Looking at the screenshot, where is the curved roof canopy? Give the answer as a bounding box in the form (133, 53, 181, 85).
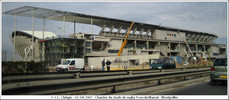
(4, 6, 217, 37)
(12, 31, 57, 39)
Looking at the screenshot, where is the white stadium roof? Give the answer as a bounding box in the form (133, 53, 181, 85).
(20, 31, 57, 39)
(3, 6, 217, 37)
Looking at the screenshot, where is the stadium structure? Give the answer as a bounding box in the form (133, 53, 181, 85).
(4, 6, 226, 66)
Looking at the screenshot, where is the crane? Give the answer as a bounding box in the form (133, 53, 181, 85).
(117, 22, 135, 56)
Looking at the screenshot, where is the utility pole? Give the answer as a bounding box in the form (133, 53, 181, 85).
(32, 9, 35, 61)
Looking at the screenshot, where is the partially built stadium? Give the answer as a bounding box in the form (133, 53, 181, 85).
(4, 6, 226, 70)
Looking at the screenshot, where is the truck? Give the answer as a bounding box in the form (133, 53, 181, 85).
(56, 58, 85, 72)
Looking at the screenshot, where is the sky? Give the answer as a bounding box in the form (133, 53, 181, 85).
(1, 2, 228, 61)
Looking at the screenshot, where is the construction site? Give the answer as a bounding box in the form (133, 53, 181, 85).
(4, 6, 226, 71)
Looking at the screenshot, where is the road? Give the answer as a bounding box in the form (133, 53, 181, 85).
(152, 80, 227, 95)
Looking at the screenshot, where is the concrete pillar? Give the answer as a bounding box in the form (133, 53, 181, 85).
(145, 29, 151, 38)
(109, 25, 114, 35)
(74, 21, 76, 34)
(168, 42, 171, 56)
(32, 9, 35, 61)
(42, 19, 45, 61)
(99, 25, 106, 35)
(158, 42, 161, 51)
(139, 28, 144, 38)
(132, 28, 137, 38)
(117, 26, 122, 37)
(178, 43, 181, 52)
(63, 15, 66, 38)
(151, 29, 156, 39)
(203, 45, 206, 52)
(196, 44, 198, 52)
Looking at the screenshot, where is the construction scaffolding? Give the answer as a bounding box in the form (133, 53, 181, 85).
(43, 38, 85, 65)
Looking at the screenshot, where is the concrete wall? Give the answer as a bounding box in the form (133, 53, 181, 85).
(108, 39, 122, 49)
(141, 51, 148, 55)
(88, 53, 160, 71)
(211, 46, 219, 53)
(122, 49, 128, 55)
(153, 29, 186, 41)
(160, 42, 169, 56)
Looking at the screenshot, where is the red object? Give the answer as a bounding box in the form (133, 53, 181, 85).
(69, 67, 75, 69)
(211, 67, 215, 71)
(39, 40, 47, 42)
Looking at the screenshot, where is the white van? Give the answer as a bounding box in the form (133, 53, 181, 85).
(56, 58, 84, 72)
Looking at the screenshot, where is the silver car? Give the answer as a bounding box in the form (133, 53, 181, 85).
(210, 57, 227, 85)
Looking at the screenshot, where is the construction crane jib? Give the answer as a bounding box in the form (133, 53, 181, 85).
(117, 22, 135, 56)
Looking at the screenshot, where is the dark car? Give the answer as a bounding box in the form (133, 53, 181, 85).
(210, 57, 227, 85)
(149, 58, 176, 69)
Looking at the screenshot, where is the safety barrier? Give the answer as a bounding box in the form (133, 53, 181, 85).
(2, 67, 210, 95)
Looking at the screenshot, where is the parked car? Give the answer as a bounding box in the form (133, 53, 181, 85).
(56, 58, 85, 72)
(149, 58, 176, 69)
(210, 57, 227, 85)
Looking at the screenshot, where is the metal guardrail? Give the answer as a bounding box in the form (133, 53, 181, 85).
(2, 67, 208, 82)
(2, 67, 210, 95)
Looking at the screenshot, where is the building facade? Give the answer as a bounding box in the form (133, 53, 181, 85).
(5, 6, 226, 65)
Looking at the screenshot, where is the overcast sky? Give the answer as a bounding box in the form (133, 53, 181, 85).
(1, 2, 227, 61)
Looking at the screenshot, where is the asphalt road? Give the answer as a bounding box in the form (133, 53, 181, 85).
(152, 80, 227, 95)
